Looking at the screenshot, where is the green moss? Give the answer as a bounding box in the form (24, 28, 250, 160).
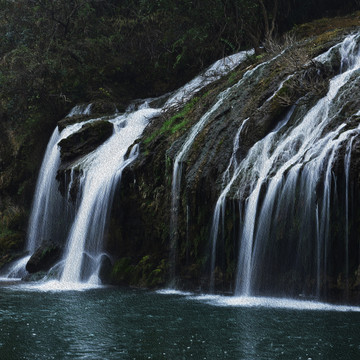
(147, 259, 167, 287)
(171, 119, 188, 133)
(110, 255, 167, 288)
(144, 96, 200, 144)
(110, 257, 135, 284)
(0, 231, 24, 254)
(227, 72, 237, 86)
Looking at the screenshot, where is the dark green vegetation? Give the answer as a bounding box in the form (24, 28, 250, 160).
(1, 0, 358, 121)
(0, 0, 360, 297)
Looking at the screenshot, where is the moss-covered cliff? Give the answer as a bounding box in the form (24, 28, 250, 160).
(107, 14, 360, 303)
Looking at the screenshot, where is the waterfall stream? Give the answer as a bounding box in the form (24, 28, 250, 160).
(207, 32, 360, 297)
(169, 50, 282, 284)
(209, 119, 249, 291)
(60, 108, 159, 286)
(3, 122, 85, 279)
(164, 49, 253, 284)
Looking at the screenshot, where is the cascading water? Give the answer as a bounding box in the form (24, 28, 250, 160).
(60, 107, 159, 285)
(3, 120, 85, 279)
(208, 32, 360, 299)
(168, 50, 277, 285)
(209, 119, 249, 291)
(169, 46, 289, 287)
(3, 29, 358, 302)
(27, 121, 88, 253)
(6, 50, 253, 288)
(169, 86, 234, 283)
(344, 137, 355, 289)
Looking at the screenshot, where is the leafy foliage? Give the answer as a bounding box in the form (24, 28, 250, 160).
(0, 0, 358, 125)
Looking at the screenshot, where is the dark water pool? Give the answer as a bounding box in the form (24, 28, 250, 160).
(0, 285, 360, 359)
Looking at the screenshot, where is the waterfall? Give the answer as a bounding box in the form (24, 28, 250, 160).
(166, 50, 254, 284)
(3, 102, 159, 288)
(344, 137, 355, 290)
(3, 121, 85, 279)
(169, 50, 278, 284)
(209, 119, 249, 291)
(2, 129, 62, 278)
(60, 108, 158, 285)
(3, 30, 359, 298)
(169, 85, 233, 282)
(220, 32, 360, 297)
(26, 122, 86, 253)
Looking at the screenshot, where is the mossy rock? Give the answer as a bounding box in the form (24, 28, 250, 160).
(293, 13, 360, 40)
(110, 256, 167, 288)
(25, 241, 62, 273)
(110, 257, 135, 285)
(0, 232, 25, 254)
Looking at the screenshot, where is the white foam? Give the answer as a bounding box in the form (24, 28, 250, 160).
(156, 288, 193, 296)
(10, 280, 104, 292)
(189, 295, 360, 312)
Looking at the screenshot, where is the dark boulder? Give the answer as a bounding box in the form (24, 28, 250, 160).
(26, 241, 62, 273)
(99, 254, 113, 284)
(58, 120, 114, 163)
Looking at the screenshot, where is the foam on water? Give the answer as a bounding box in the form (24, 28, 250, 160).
(155, 288, 193, 296)
(189, 295, 360, 312)
(8, 280, 104, 292)
(154, 288, 360, 312)
(1, 255, 31, 279)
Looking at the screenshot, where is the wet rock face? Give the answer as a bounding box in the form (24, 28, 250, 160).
(90, 100, 119, 115)
(26, 241, 62, 273)
(58, 120, 114, 163)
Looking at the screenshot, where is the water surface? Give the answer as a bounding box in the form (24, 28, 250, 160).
(0, 285, 359, 359)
